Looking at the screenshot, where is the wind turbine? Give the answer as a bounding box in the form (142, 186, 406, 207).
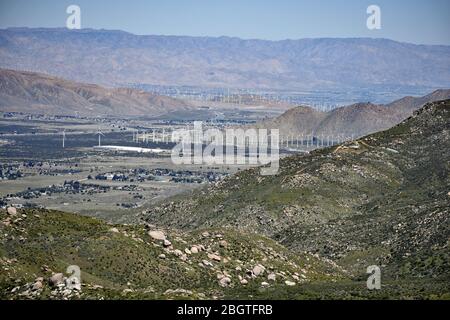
(162, 128, 166, 144)
(96, 129, 105, 147)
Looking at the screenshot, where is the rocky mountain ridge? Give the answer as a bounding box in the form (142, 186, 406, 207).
(254, 89, 450, 137)
(0, 68, 192, 117)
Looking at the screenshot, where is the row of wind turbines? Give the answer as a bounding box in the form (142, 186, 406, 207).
(60, 128, 355, 150)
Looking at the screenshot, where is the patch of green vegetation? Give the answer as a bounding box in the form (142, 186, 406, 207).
(0, 208, 345, 300)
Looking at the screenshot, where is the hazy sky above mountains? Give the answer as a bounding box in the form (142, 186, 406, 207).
(0, 0, 449, 45)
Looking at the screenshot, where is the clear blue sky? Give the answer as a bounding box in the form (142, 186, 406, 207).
(0, 0, 449, 45)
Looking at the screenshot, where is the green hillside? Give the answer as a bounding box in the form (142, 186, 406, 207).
(144, 100, 450, 294)
(0, 208, 344, 300)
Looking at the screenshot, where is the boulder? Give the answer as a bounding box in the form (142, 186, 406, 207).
(32, 281, 43, 291)
(219, 277, 231, 287)
(48, 273, 65, 287)
(190, 246, 199, 254)
(148, 230, 166, 241)
(173, 249, 183, 257)
(202, 259, 213, 267)
(207, 253, 221, 262)
(285, 280, 296, 286)
(267, 273, 276, 281)
(7, 207, 17, 216)
(252, 265, 265, 277)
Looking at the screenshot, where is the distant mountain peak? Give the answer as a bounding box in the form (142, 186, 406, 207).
(255, 89, 450, 137)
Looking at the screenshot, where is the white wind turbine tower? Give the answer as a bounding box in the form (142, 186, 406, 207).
(96, 129, 105, 147)
(62, 130, 66, 148)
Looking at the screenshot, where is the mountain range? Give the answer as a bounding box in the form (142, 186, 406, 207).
(1, 28, 450, 91)
(0, 69, 191, 117)
(254, 89, 450, 137)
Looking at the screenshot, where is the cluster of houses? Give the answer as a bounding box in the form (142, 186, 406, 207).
(1, 180, 111, 202)
(90, 167, 228, 184)
(0, 164, 23, 180)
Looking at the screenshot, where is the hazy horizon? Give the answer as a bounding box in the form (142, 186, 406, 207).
(1, 0, 450, 45)
(3, 26, 450, 47)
